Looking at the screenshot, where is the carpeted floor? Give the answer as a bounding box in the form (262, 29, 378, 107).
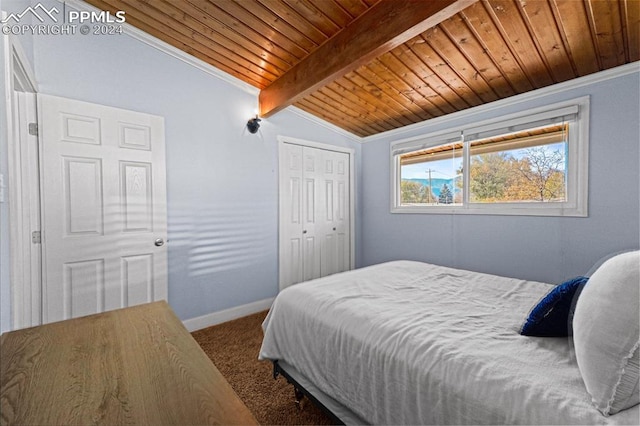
(191, 311, 334, 425)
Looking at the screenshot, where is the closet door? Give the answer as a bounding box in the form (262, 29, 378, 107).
(301, 146, 322, 281)
(319, 149, 350, 276)
(279, 141, 352, 291)
(279, 144, 322, 287)
(334, 150, 350, 274)
(278, 143, 304, 288)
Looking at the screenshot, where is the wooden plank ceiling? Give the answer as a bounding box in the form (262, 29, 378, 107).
(85, 0, 639, 137)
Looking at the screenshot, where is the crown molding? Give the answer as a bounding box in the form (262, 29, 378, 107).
(362, 62, 639, 143)
(62, 0, 259, 96)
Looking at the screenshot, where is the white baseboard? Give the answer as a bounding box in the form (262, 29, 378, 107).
(183, 297, 275, 332)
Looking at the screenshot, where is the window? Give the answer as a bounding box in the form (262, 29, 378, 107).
(399, 137, 462, 206)
(391, 97, 589, 216)
(468, 123, 568, 204)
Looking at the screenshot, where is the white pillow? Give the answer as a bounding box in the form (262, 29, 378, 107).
(573, 250, 640, 415)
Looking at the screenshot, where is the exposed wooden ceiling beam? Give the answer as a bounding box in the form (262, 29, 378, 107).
(258, 0, 477, 118)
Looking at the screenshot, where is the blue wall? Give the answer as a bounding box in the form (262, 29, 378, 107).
(22, 1, 360, 323)
(360, 69, 640, 284)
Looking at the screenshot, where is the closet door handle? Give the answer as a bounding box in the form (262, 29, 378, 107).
(302, 230, 307, 234)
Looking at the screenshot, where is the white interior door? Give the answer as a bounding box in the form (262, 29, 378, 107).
(301, 146, 322, 281)
(319, 149, 350, 277)
(279, 143, 303, 288)
(39, 94, 168, 323)
(279, 143, 323, 288)
(279, 140, 352, 291)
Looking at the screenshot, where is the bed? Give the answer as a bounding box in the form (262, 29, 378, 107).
(259, 259, 640, 425)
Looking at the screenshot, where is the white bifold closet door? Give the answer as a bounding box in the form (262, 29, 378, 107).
(279, 142, 350, 290)
(39, 94, 168, 324)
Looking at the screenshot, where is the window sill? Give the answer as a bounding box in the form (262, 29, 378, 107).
(391, 203, 587, 217)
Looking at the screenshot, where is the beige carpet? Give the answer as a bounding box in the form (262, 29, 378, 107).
(191, 311, 334, 425)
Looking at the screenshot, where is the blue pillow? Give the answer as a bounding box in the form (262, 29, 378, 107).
(520, 276, 589, 337)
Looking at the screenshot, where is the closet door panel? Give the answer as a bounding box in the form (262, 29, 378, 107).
(278, 144, 303, 288)
(320, 150, 350, 276)
(302, 147, 321, 281)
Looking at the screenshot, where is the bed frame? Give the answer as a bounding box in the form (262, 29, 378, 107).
(272, 360, 367, 425)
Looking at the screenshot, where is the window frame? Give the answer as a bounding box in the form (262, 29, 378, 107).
(390, 97, 590, 217)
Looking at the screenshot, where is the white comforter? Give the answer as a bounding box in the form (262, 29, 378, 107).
(259, 261, 640, 425)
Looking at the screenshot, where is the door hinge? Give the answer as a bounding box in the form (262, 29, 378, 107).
(32, 231, 41, 244)
(28, 122, 38, 136)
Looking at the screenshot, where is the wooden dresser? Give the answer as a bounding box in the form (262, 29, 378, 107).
(0, 301, 257, 425)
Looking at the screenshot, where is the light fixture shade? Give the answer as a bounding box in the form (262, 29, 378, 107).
(247, 116, 261, 134)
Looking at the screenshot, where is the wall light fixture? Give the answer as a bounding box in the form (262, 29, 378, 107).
(247, 115, 261, 134)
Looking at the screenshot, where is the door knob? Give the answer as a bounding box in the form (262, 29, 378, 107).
(333, 227, 336, 231)
(155, 238, 165, 247)
(302, 230, 307, 234)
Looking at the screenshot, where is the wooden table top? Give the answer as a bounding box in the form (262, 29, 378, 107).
(0, 301, 257, 425)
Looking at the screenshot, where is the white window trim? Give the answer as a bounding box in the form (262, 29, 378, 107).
(390, 96, 590, 217)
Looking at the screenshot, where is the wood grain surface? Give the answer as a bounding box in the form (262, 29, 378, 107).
(79, 0, 639, 137)
(0, 301, 257, 425)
